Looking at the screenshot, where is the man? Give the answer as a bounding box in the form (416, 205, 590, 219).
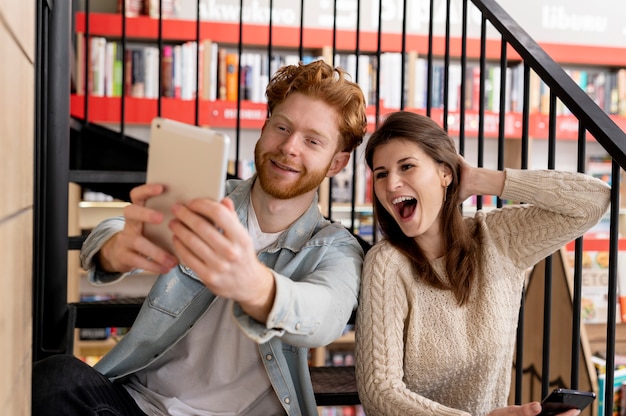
(32, 59, 368, 416)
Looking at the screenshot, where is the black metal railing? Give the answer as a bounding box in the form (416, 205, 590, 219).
(33, 0, 71, 359)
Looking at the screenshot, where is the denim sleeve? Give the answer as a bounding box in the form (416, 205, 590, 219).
(232, 228, 363, 347)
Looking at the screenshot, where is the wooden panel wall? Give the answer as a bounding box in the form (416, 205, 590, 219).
(0, 1, 35, 415)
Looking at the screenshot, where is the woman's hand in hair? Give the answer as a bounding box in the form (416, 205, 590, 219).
(456, 155, 505, 203)
(456, 156, 474, 203)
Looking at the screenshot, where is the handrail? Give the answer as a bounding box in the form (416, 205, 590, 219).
(471, 2, 624, 413)
(473, 0, 626, 167)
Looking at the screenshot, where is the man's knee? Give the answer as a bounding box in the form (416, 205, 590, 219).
(34, 354, 86, 378)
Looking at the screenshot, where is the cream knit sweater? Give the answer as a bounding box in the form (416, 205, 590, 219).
(355, 169, 611, 416)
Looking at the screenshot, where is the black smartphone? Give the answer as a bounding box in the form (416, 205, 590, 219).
(539, 388, 596, 415)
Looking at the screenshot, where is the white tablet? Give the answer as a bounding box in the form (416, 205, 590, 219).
(144, 117, 230, 255)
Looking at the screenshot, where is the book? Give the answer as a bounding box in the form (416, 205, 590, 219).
(143, 45, 160, 99)
(200, 39, 216, 100)
(161, 45, 174, 97)
(143, 0, 178, 18)
(616, 383, 626, 416)
(196, 41, 204, 101)
(74, 32, 85, 95)
(105, 41, 116, 97)
(448, 62, 462, 111)
(104, 42, 123, 97)
(508, 64, 524, 113)
(563, 244, 621, 325)
(240, 52, 252, 101)
(413, 55, 428, 109)
(173, 44, 182, 98)
(248, 52, 263, 103)
(354, 160, 367, 206)
(598, 367, 626, 416)
(382, 52, 402, 109)
(118, 0, 143, 17)
(471, 64, 481, 111)
(487, 65, 501, 112)
(431, 63, 444, 109)
(617, 68, 626, 117)
(258, 54, 270, 104)
(113, 43, 123, 97)
(180, 41, 198, 100)
(607, 70, 619, 115)
(209, 42, 219, 101)
(528, 70, 542, 113)
(618, 252, 626, 324)
(89, 37, 107, 97)
(217, 47, 227, 100)
(124, 48, 134, 97)
(130, 47, 145, 98)
(225, 52, 239, 102)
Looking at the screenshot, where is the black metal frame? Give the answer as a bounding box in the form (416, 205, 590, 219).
(33, 0, 71, 361)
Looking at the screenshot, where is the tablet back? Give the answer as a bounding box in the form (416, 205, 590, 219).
(144, 117, 230, 255)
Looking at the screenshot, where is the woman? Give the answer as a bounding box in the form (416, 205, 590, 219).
(355, 111, 610, 416)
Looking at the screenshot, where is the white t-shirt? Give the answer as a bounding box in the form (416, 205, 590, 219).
(124, 200, 285, 415)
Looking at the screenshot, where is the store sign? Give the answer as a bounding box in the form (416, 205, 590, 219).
(501, 1, 625, 47)
(185, 0, 626, 48)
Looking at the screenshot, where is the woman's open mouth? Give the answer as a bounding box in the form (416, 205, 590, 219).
(392, 196, 417, 219)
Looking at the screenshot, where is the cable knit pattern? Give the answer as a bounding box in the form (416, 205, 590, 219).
(355, 169, 610, 416)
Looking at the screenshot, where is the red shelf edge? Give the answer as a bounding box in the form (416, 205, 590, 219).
(70, 94, 626, 139)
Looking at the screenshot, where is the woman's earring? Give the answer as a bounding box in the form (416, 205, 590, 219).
(444, 183, 448, 202)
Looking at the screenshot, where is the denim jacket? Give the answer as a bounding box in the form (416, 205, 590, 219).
(79, 176, 363, 416)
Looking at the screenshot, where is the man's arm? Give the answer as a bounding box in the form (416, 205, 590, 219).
(169, 197, 362, 347)
(234, 233, 362, 347)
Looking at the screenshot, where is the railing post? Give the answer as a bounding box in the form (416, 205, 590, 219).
(33, 0, 72, 360)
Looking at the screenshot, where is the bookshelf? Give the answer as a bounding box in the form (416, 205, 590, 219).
(73, 11, 626, 66)
(71, 12, 626, 139)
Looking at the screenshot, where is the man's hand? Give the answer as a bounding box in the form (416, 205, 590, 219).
(169, 197, 276, 323)
(98, 183, 178, 275)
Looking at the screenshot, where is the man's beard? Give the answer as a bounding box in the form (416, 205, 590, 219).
(254, 147, 330, 200)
